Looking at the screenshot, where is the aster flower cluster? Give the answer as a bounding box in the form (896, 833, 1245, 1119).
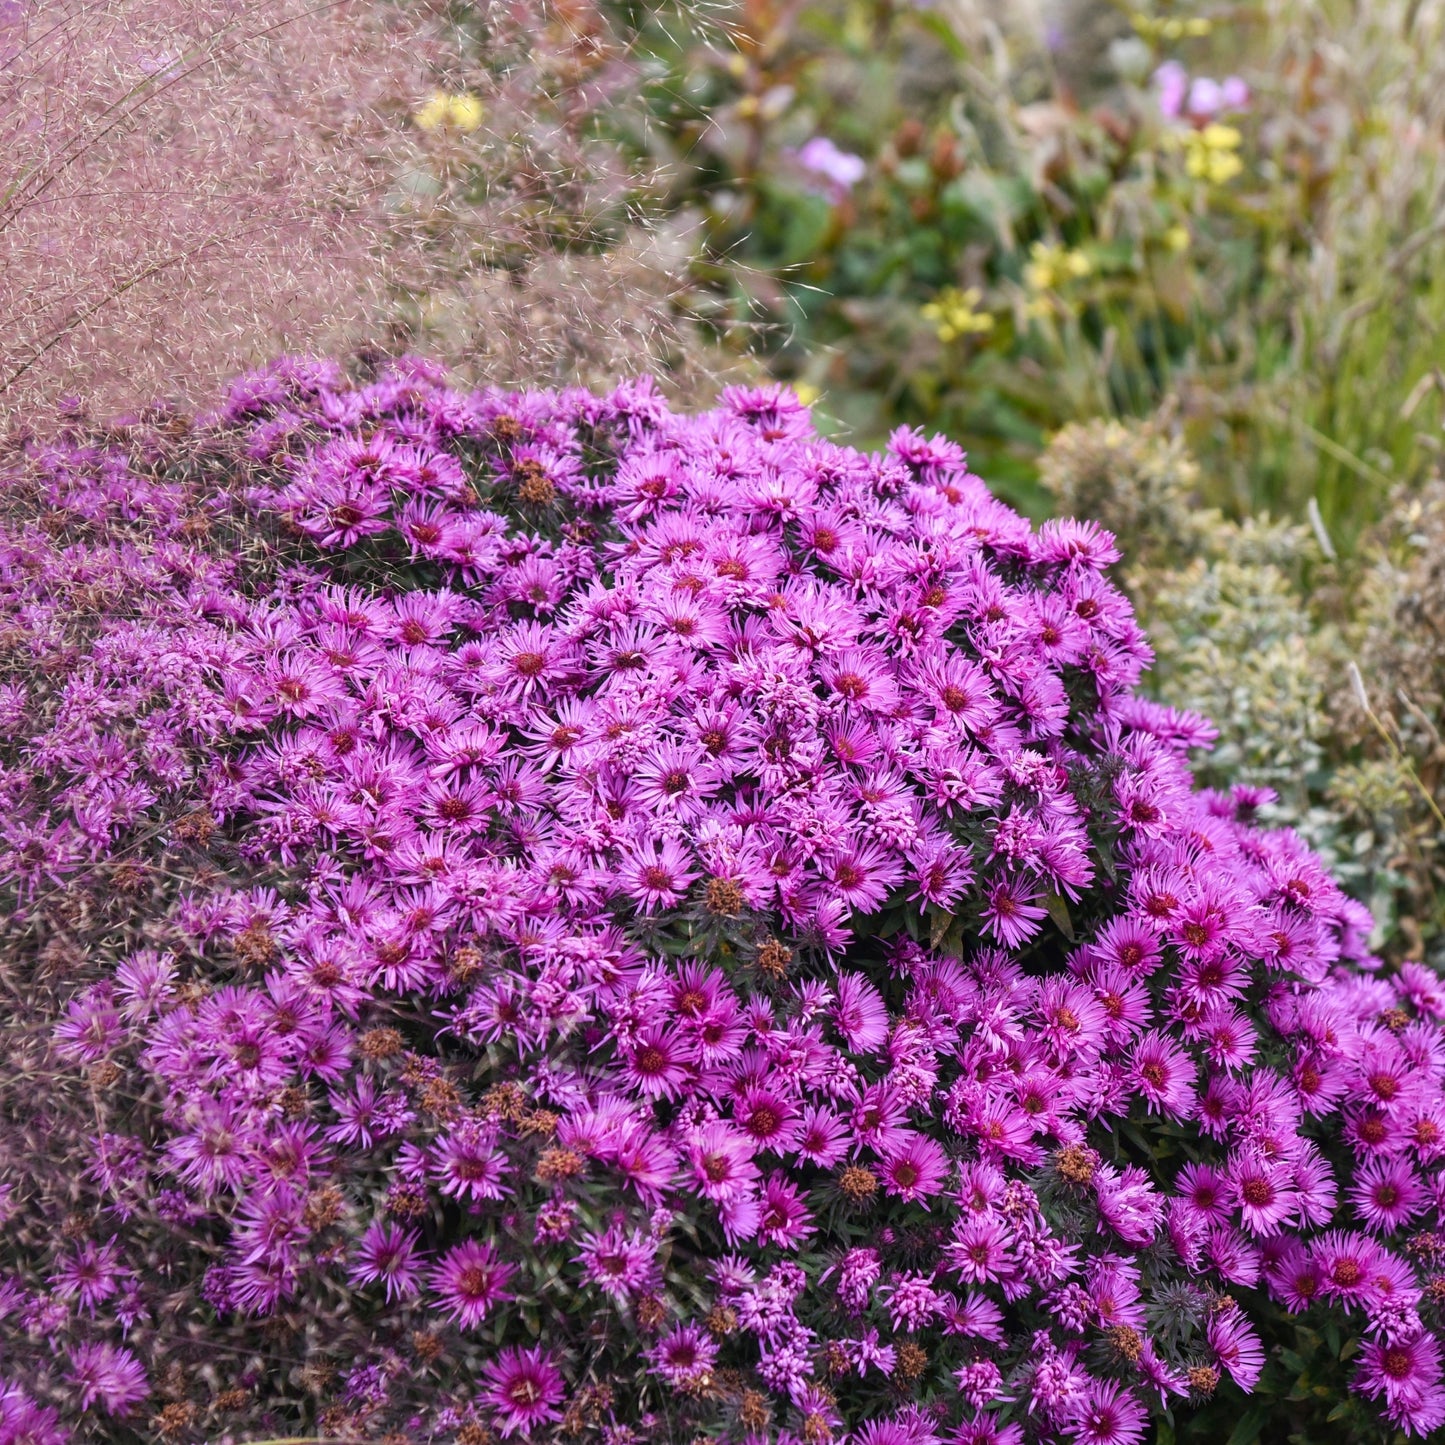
(2, 356, 1445, 1445)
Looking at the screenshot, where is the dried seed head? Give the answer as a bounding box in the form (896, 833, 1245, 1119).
(302, 1185, 344, 1230)
(738, 1391, 772, 1431)
(757, 938, 792, 978)
(232, 921, 278, 969)
(385, 1181, 430, 1219)
(1187, 1365, 1220, 1395)
(153, 1402, 198, 1436)
(418, 1077, 463, 1121)
(515, 459, 556, 507)
(449, 945, 484, 984)
(1106, 1325, 1143, 1363)
(1055, 1145, 1097, 1187)
(893, 1342, 927, 1384)
(359, 1026, 404, 1060)
(522, 1108, 560, 1137)
(705, 877, 745, 916)
(838, 1165, 878, 1203)
(411, 1331, 443, 1363)
(481, 1082, 527, 1123)
(174, 809, 217, 845)
(535, 1147, 584, 1183)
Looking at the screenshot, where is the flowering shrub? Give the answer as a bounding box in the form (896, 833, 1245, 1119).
(2, 357, 1445, 1445)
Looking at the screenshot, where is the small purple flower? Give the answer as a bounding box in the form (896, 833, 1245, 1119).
(427, 1238, 514, 1329)
(349, 1221, 425, 1302)
(480, 1345, 565, 1438)
(791, 136, 867, 201)
(67, 1341, 149, 1416)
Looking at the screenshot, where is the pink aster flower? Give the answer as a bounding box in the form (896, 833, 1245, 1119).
(1131, 1030, 1197, 1119)
(1350, 1155, 1426, 1234)
(648, 1322, 718, 1388)
(685, 1122, 761, 1203)
(1355, 1334, 1445, 1436)
(480, 1345, 565, 1438)
(620, 837, 699, 914)
(1065, 1378, 1147, 1445)
(880, 1135, 950, 1203)
(1207, 1305, 1265, 1391)
(67, 1341, 149, 1417)
(428, 1238, 515, 1329)
(1227, 1152, 1296, 1237)
(575, 1224, 658, 1304)
(349, 1220, 424, 1302)
(755, 1172, 813, 1250)
(947, 1216, 1015, 1285)
(980, 875, 1047, 948)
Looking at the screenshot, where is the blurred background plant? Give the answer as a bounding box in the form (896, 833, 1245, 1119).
(599, 0, 1445, 543)
(382, 0, 742, 393)
(0, 0, 736, 429)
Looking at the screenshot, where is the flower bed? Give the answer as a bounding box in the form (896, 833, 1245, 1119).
(1, 357, 1442, 1443)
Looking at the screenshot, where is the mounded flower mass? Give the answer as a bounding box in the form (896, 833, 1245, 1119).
(2, 356, 1444, 1444)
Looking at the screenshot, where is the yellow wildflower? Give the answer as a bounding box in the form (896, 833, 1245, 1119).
(1023, 242, 1092, 292)
(1131, 14, 1212, 40)
(1182, 123, 1243, 184)
(793, 382, 821, 406)
(414, 91, 485, 134)
(1163, 223, 1191, 252)
(921, 287, 995, 343)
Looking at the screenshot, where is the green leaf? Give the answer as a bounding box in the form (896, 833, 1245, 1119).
(1226, 1407, 1269, 1445)
(929, 909, 955, 950)
(1043, 890, 1075, 940)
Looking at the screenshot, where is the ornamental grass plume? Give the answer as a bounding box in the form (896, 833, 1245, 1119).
(1, 357, 1444, 1443)
(0, 0, 433, 427)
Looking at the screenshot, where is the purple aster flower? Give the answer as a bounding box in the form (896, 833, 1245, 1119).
(480, 1345, 565, 1438)
(67, 1341, 148, 1416)
(428, 1238, 514, 1329)
(349, 1220, 425, 1302)
(648, 1322, 718, 1388)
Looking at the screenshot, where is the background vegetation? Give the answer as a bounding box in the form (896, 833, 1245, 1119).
(4, 0, 1445, 1440)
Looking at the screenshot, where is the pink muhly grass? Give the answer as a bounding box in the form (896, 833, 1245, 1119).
(0, 0, 433, 425)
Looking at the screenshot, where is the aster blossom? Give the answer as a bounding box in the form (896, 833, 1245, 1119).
(0, 357, 1441, 1443)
